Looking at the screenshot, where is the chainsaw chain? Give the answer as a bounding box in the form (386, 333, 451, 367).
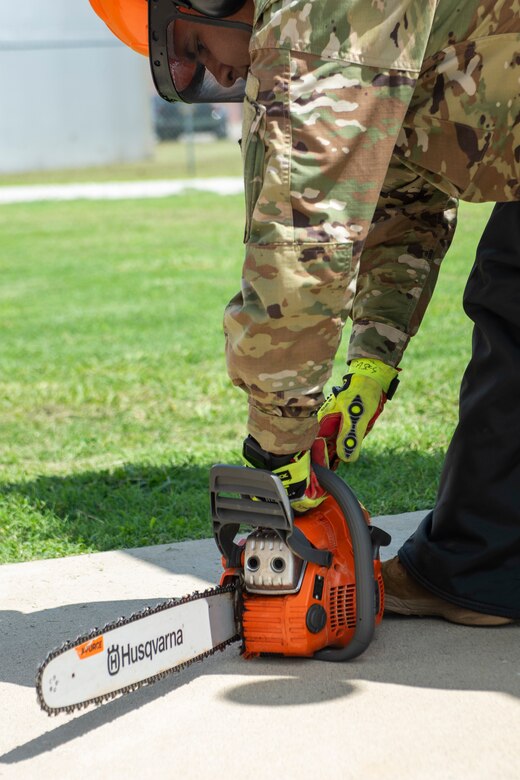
(36, 582, 240, 717)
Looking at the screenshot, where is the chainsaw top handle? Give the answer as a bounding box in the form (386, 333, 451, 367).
(210, 463, 382, 662)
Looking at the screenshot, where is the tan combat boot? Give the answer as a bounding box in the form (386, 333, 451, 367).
(382, 557, 514, 627)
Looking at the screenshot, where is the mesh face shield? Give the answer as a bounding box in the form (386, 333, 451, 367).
(149, 1, 252, 103)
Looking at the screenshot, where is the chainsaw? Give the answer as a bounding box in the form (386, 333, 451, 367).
(36, 464, 391, 715)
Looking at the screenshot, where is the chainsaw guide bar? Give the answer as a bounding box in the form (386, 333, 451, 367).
(36, 583, 240, 716)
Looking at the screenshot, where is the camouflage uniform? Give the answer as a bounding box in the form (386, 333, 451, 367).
(223, 0, 520, 454)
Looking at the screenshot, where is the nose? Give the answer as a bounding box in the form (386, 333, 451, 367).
(216, 64, 237, 87)
(205, 55, 237, 87)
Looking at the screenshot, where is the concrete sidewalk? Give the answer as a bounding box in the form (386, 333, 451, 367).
(0, 177, 243, 204)
(1, 510, 518, 779)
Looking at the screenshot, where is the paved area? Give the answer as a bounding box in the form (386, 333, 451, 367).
(0, 178, 243, 204)
(1, 509, 519, 779)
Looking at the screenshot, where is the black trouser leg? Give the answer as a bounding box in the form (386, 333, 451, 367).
(399, 202, 520, 618)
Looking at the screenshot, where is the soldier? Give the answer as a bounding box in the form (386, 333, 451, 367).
(90, 0, 520, 624)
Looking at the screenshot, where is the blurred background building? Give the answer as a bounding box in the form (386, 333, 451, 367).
(0, 0, 154, 174)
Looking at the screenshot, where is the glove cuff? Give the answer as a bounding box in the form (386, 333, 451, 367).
(347, 358, 400, 396)
(243, 436, 309, 502)
(243, 435, 298, 470)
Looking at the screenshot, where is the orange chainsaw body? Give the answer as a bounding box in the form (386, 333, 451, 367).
(220, 494, 384, 658)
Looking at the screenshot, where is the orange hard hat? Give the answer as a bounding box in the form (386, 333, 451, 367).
(89, 0, 148, 56)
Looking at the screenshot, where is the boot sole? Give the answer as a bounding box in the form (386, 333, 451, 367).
(384, 595, 514, 627)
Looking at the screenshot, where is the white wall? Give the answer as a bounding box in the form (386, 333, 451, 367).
(0, 0, 154, 173)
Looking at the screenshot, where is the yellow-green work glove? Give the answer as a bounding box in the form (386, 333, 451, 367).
(317, 358, 399, 466)
(243, 435, 330, 514)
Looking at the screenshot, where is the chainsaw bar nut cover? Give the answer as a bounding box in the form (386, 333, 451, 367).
(306, 604, 327, 634)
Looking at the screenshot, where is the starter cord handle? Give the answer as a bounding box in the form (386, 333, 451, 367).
(312, 464, 376, 662)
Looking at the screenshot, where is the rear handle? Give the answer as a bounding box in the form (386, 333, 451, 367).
(312, 465, 378, 662)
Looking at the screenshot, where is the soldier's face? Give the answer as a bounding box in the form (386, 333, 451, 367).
(173, 2, 253, 88)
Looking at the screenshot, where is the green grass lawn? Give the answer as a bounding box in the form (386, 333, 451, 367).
(0, 195, 494, 563)
(0, 140, 243, 186)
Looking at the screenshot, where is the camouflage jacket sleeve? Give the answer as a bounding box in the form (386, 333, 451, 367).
(223, 0, 439, 454)
(348, 159, 458, 367)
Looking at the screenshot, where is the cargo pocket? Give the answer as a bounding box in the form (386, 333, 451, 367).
(241, 74, 267, 243)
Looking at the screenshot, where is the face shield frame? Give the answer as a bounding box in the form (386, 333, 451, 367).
(149, 0, 252, 104)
